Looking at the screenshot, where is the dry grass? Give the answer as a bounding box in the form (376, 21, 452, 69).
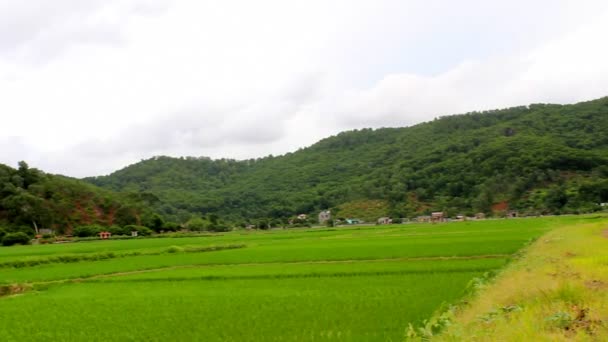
(432, 218, 608, 341)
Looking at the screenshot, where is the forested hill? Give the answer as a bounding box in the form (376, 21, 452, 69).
(0, 162, 157, 235)
(86, 97, 608, 223)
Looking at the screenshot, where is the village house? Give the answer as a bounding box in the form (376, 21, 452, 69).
(297, 214, 308, 220)
(431, 212, 445, 223)
(98, 231, 112, 240)
(377, 217, 392, 224)
(345, 218, 361, 225)
(318, 210, 331, 224)
(417, 215, 431, 223)
(507, 210, 518, 218)
(475, 212, 486, 220)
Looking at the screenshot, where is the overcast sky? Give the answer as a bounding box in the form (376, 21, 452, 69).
(1, 0, 608, 177)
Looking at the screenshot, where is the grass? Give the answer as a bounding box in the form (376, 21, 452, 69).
(0, 215, 601, 341)
(0, 273, 480, 341)
(428, 216, 608, 341)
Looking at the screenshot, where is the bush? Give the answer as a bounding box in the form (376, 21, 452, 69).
(2, 232, 31, 246)
(143, 213, 165, 232)
(124, 225, 154, 236)
(207, 223, 231, 232)
(107, 225, 131, 236)
(166, 245, 184, 253)
(73, 225, 103, 237)
(163, 222, 181, 231)
(186, 217, 207, 231)
(0, 228, 7, 240)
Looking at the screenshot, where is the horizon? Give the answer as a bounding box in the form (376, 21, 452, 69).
(5, 96, 597, 179)
(7, 95, 606, 178)
(2, 1, 608, 177)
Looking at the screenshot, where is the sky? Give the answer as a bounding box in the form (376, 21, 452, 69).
(1, 0, 608, 177)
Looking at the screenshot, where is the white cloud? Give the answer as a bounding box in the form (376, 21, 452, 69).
(0, 1, 608, 177)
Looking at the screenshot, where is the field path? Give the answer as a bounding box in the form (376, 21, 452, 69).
(83, 253, 511, 280)
(1, 253, 512, 297)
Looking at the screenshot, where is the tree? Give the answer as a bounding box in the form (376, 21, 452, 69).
(2, 232, 31, 246)
(545, 186, 569, 211)
(186, 217, 207, 231)
(143, 213, 165, 232)
(1, 190, 50, 234)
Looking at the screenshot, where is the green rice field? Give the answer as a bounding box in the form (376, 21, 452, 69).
(0, 216, 597, 341)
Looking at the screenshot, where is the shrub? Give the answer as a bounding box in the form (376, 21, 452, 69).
(163, 222, 181, 231)
(166, 245, 184, 253)
(2, 232, 31, 246)
(0, 228, 7, 240)
(143, 213, 165, 232)
(186, 217, 207, 231)
(73, 225, 104, 237)
(545, 311, 573, 330)
(208, 223, 231, 232)
(124, 225, 154, 236)
(107, 225, 131, 236)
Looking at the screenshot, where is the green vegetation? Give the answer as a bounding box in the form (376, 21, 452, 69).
(0, 216, 599, 341)
(1, 232, 30, 246)
(0, 161, 159, 237)
(430, 216, 608, 341)
(86, 97, 608, 223)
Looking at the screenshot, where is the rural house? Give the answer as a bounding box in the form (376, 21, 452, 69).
(417, 216, 431, 223)
(475, 213, 486, 220)
(431, 212, 445, 223)
(377, 217, 392, 224)
(98, 231, 112, 240)
(318, 210, 331, 224)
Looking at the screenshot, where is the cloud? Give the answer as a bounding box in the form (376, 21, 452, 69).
(330, 9, 608, 129)
(0, 0, 167, 63)
(1, 1, 608, 177)
(0, 137, 35, 168)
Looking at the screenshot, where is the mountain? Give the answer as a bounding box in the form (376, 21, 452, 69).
(0, 162, 157, 235)
(86, 97, 608, 223)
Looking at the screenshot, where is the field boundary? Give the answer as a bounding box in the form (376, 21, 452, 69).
(0, 244, 246, 270)
(422, 222, 608, 341)
(0, 253, 512, 298)
(86, 268, 500, 283)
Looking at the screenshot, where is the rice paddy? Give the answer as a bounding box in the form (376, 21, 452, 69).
(0, 216, 594, 341)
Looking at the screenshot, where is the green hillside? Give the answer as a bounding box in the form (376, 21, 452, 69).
(86, 97, 608, 223)
(0, 162, 157, 236)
